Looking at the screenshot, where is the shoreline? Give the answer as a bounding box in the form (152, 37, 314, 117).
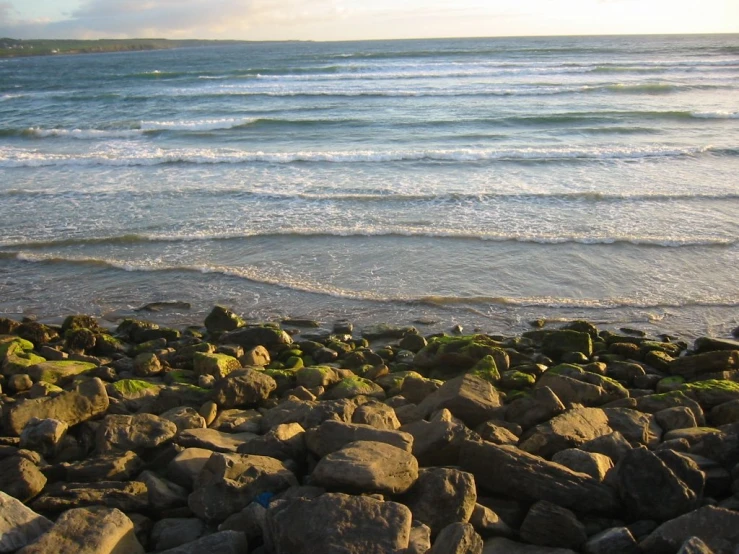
(1, 306, 739, 551)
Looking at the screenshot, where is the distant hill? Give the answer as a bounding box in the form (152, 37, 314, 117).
(0, 38, 248, 58)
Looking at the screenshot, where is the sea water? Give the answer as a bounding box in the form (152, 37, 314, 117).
(0, 35, 737, 337)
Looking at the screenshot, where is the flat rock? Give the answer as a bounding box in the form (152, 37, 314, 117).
(402, 468, 476, 537)
(669, 351, 739, 379)
(459, 441, 619, 515)
(16, 506, 144, 554)
(32, 481, 149, 513)
(211, 408, 262, 432)
(417, 374, 504, 428)
(615, 447, 699, 521)
(311, 440, 418, 494)
(188, 452, 298, 522)
(519, 500, 587, 549)
(211, 368, 277, 409)
(4, 377, 109, 436)
(640, 506, 739, 554)
(519, 407, 612, 459)
(176, 428, 257, 453)
(96, 413, 177, 453)
(0, 491, 52, 553)
(266, 492, 412, 554)
(428, 522, 483, 554)
(60, 450, 144, 482)
(157, 530, 247, 554)
(305, 420, 413, 458)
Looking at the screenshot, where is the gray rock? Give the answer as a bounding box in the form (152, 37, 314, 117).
(305, 420, 413, 458)
(259, 398, 356, 432)
(167, 447, 214, 488)
(96, 413, 177, 453)
(640, 506, 739, 554)
(551, 449, 613, 482)
(160, 406, 207, 433)
(150, 518, 205, 552)
(417, 374, 504, 428)
(476, 421, 520, 445)
(157, 530, 247, 554)
(311, 440, 418, 494)
(188, 452, 298, 522)
(408, 522, 432, 554)
(669, 350, 739, 379)
(241, 345, 271, 367)
(534, 373, 610, 407)
(401, 418, 472, 466)
(580, 431, 632, 462)
(401, 376, 441, 404)
(219, 502, 267, 542)
(4, 377, 109, 436)
(211, 408, 262, 433)
(16, 507, 144, 554)
(0, 456, 46, 503)
(32, 481, 149, 513)
(402, 468, 476, 537)
(519, 407, 612, 459)
(459, 441, 619, 515)
(582, 527, 639, 554)
(615, 447, 699, 521)
(655, 406, 698, 431)
(139, 470, 189, 510)
(211, 368, 277, 409)
(469, 503, 513, 538)
(505, 386, 565, 430)
(176, 427, 257, 453)
(603, 407, 662, 447)
(428, 522, 483, 554)
(0, 491, 52, 553)
(633, 392, 705, 425)
(519, 500, 587, 549)
(19, 418, 68, 458)
(237, 422, 306, 461)
(352, 401, 400, 430)
(61, 450, 144, 482)
(482, 537, 577, 553)
(266, 492, 412, 554)
(219, 325, 292, 350)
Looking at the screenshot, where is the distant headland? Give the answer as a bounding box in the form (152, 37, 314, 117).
(0, 38, 249, 58)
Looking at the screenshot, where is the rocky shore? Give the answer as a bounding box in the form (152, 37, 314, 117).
(1, 307, 739, 553)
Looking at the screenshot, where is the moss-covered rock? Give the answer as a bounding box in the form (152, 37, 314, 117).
(92, 333, 129, 356)
(324, 375, 386, 400)
(61, 314, 100, 333)
(296, 365, 341, 389)
(656, 375, 685, 393)
(414, 334, 508, 373)
(469, 355, 501, 384)
(541, 330, 593, 359)
(375, 370, 424, 395)
(165, 369, 198, 385)
(111, 378, 161, 397)
(263, 368, 298, 392)
(283, 356, 304, 370)
(204, 305, 245, 334)
(680, 379, 739, 410)
(27, 360, 97, 385)
(64, 327, 96, 352)
(499, 370, 536, 389)
(2, 351, 46, 375)
(193, 352, 241, 379)
(134, 352, 163, 377)
(0, 335, 34, 359)
(16, 321, 59, 346)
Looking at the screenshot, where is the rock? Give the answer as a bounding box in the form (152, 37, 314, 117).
(606, 361, 646, 385)
(237, 422, 306, 461)
(157, 530, 247, 554)
(211, 408, 262, 432)
(32, 481, 149, 513)
(541, 330, 593, 359)
(211, 368, 277, 409)
(266, 492, 412, 554)
(150, 518, 205, 551)
(167, 447, 214, 488)
(204, 306, 245, 334)
(535, 373, 610, 407)
(324, 376, 386, 400)
(16, 506, 144, 554)
(482, 537, 578, 553)
(505, 387, 566, 430)
(0, 456, 46, 502)
(138, 470, 189, 510)
(680, 380, 739, 410)
(4, 377, 109, 436)
(519, 407, 612, 459)
(61, 450, 144, 482)
(402, 468, 476, 537)
(219, 502, 267, 542)
(615, 447, 699, 521)
(188, 452, 298, 522)
(417, 374, 503, 428)
(633, 391, 705, 424)
(295, 365, 340, 389)
(27, 360, 98, 385)
(241, 345, 271, 367)
(669, 351, 739, 379)
(655, 406, 698, 431)
(193, 352, 241, 380)
(259, 398, 356, 432)
(399, 333, 427, 353)
(519, 500, 587, 549)
(8, 373, 33, 392)
(640, 506, 739, 554)
(580, 431, 632, 462)
(176, 428, 257, 453)
(551, 449, 613, 482)
(160, 406, 207, 433)
(602, 407, 662, 447)
(428, 522, 483, 554)
(352, 401, 400, 429)
(676, 537, 716, 554)
(19, 418, 68, 458)
(311, 440, 418, 494)
(96, 413, 177, 453)
(362, 324, 416, 340)
(582, 527, 639, 554)
(469, 503, 513, 538)
(306, 420, 413, 458)
(219, 326, 292, 350)
(0, 491, 52, 553)
(401, 417, 474, 466)
(132, 352, 161, 377)
(475, 421, 519, 446)
(459, 441, 619, 515)
(408, 522, 432, 554)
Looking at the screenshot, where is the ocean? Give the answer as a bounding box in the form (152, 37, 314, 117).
(0, 35, 737, 338)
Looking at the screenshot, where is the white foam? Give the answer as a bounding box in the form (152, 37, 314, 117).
(139, 117, 256, 132)
(26, 127, 143, 139)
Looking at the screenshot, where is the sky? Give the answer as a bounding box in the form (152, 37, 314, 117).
(0, 0, 737, 41)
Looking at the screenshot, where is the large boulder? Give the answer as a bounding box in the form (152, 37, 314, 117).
(417, 374, 504, 428)
(219, 325, 292, 350)
(639, 505, 739, 554)
(204, 306, 245, 334)
(26, 360, 97, 386)
(193, 352, 241, 380)
(305, 420, 413, 458)
(669, 351, 739, 379)
(541, 330, 593, 359)
(459, 441, 619, 515)
(4, 377, 109, 435)
(156, 530, 246, 554)
(266, 492, 412, 554)
(602, 408, 662, 447)
(402, 468, 476, 537)
(0, 491, 52, 553)
(401, 417, 475, 466)
(519, 500, 587, 549)
(16, 507, 144, 554)
(505, 387, 566, 430)
(96, 413, 177, 453)
(311, 440, 418, 495)
(428, 522, 483, 554)
(32, 481, 149, 513)
(176, 428, 257, 453)
(0, 456, 47, 503)
(188, 452, 298, 522)
(211, 368, 276, 409)
(519, 408, 612, 459)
